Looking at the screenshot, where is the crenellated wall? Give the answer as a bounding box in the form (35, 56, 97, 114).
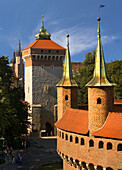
(57, 129, 122, 170)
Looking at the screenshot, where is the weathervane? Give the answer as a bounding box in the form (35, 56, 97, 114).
(99, 5, 105, 17)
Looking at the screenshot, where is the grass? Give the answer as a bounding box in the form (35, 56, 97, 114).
(35, 162, 63, 170)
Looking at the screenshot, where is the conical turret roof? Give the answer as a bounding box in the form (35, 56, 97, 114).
(86, 17, 116, 87)
(56, 34, 78, 87)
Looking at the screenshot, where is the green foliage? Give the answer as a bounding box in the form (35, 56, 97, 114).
(0, 56, 29, 146)
(74, 51, 122, 104)
(74, 51, 95, 104)
(106, 60, 122, 99)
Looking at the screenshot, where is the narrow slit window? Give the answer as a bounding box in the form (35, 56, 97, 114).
(97, 98, 101, 104)
(65, 95, 68, 101)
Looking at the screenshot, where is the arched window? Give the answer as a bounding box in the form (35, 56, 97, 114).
(97, 98, 101, 104)
(65, 134, 68, 140)
(107, 142, 112, 150)
(65, 95, 68, 100)
(89, 140, 94, 147)
(59, 131, 61, 137)
(97, 166, 103, 170)
(70, 135, 73, 142)
(106, 168, 113, 170)
(117, 144, 122, 151)
(75, 137, 79, 144)
(81, 138, 85, 145)
(99, 141, 104, 148)
(62, 132, 64, 139)
(89, 164, 95, 170)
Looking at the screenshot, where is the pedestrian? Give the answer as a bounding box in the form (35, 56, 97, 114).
(6, 146, 9, 155)
(10, 146, 13, 155)
(19, 154, 22, 164)
(12, 153, 15, 164)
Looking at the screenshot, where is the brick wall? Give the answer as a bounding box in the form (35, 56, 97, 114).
(57, 87, 78, 120)
(57, 129, 122, 170)
(88, 87, 114, 135)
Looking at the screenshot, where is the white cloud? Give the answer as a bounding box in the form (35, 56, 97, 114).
(51, 26, 120, 56)
(51, 26, 97, 56)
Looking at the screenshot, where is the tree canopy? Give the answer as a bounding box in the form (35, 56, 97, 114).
(74, 51, 122, 104)
(0, 56, 29, 146)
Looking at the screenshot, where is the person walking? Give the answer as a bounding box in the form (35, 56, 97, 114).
(12, 153, 15, 164)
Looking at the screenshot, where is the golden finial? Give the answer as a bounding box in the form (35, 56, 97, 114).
(42, 14, 44, 18)
(97, 17, 101, 21)
(66, 34, 69, 37)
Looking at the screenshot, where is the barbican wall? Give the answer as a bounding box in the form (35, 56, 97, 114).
(57, 129, 122, 170)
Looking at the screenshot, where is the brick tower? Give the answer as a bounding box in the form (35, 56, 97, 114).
(86, 17, 116, 136)
(56, 34, 78, 120)
(22, 16, 65, 136)
(10, 39, 24, 89)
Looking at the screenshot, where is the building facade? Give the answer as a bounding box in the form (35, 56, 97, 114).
(55, 17, 122, 170)
(22, 16, 65, 136)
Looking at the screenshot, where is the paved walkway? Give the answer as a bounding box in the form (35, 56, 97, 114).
(0, 137, 62, 170)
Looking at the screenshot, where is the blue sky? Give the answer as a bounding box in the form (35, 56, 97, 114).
(0, 0, 122, 62)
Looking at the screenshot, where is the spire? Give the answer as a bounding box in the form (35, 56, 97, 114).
(86, 17, 115, 87)
(18, 38, 21, 52)
(16, 38, 22, 56)
(35, 15, 51, 40)
(42, 14, 44, 28)
(56, 34, 78, 87)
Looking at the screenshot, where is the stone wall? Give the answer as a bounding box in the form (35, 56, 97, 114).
(32, 65, 63, 130)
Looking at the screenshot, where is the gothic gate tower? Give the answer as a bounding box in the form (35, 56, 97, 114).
(56, 34, 78, 120)
(22, 16, 65, 136)
(86, 17, 116, 136)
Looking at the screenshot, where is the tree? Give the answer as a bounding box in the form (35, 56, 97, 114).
(0, 56, 29, 147)
(74, 51, 95, 104)
(74, 51, 122, 104)
(106, 60, 122, 99)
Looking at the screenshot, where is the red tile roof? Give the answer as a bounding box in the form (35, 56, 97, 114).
(114, 99, 122, 104)
(55, 107, 88, 134)
(93, 112, 122, 139)
(23, 39, 65, 51)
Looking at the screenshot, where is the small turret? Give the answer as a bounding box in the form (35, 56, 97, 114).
(86, 17, 115, 87)
(57, 34, 78, 120)
(86, 18, 116, 136)
(56, 34, 78, 87)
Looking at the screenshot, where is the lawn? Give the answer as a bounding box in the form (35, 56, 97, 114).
(35, 162, 63, 170)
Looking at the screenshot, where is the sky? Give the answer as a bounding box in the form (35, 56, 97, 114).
(0, 0, 122, 63)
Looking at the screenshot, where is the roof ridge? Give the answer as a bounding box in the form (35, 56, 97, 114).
(31, 39, 38, 48)
(109, 112, 122, 115)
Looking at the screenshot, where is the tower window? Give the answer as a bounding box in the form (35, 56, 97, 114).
(41, 50, 43, 53)
(65, 134, 68, 140)
(97, 98, 101, 104)
(117, 144, 122, 151)
(57, 50, 59, 53)
(75, 137, 79, 144)
(99, 141, 104, 148)
(70, 135, 73, 142)
(81, 138, 85, 145)
(107, 142, 112, 150)
(65, 95, 68, 100)
(89, 139, 94, 147)
(62, 132, 64, 139)
(49, 50, 51, 53)
(51, 65, 54, 70)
